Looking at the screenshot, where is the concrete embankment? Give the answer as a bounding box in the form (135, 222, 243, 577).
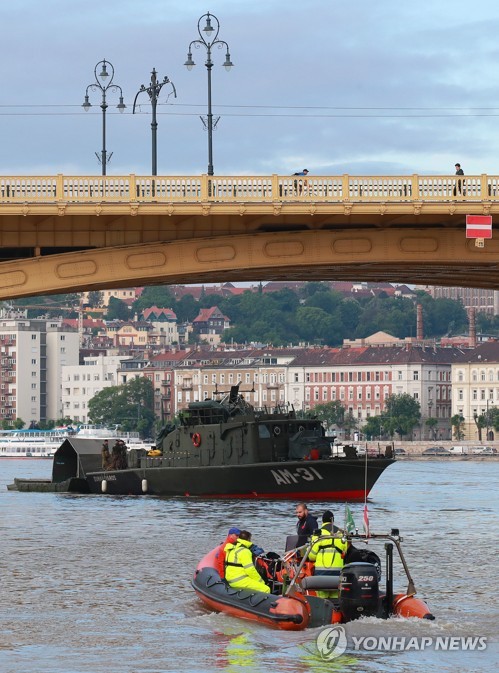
(364, 441, 499, 460)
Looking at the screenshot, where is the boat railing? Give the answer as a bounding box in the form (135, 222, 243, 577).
(283, 530, 416, 598)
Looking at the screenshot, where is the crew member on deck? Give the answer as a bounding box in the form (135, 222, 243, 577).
(309, 525, 349, 598)
(215, 527, 241, 578)
(101, 440, 111, 469)
(295, 502, 318, 539)
(320, 510, 341, 534)
(225, 531, 270, 593)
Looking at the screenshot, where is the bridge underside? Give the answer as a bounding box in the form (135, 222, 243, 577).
(0, 211, 498, 299)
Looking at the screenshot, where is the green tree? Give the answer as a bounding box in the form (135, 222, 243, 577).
(451, 413, 465, 440)
(312, 401, 346, 430)
(361, 416, 384, 440)
(88, 377, 155, 438)
(13, 418, 25, 429)
(304, 289, 343, 314)
(132, 286, 175, 313)
(56, 416, 77, 427)
(87, 290, 103, 308)
(339, 299, 363, 334)
(473, 412, 486, 442)
(342, 410, 358, 440)
(38, 419, 56, 430)
(425, 417, 438, 440)
(295, 306, 334, 343)
(299, 282, 330, 299)
(199, 293, 224, 309)
(175, 294, 198, 322)
(384, 394, 421, 439)
(106, 297, 130, 321)
(488, 406, 499, 432)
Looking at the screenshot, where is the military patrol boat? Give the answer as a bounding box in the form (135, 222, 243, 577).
(8, 384, 394, 497)
(89, 384, 394, 496)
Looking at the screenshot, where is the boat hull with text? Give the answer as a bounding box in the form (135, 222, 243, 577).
(85, 457, 393, 497)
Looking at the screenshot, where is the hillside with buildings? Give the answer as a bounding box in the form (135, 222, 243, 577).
(1, 281, 497, 443)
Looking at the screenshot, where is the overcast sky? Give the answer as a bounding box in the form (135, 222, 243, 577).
(2, 0, 499, 177)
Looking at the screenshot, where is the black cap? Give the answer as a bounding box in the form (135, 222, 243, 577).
(322, 510, 334, 522)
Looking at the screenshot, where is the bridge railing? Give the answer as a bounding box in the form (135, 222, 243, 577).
(0, 174, 497, 203)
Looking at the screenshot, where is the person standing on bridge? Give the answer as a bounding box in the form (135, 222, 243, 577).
(293, 169, 309, 196)
(454, 163, 464, 196)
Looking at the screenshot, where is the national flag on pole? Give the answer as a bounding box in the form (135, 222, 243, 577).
(345, 505, 356, 533)
(466, 215, 492, 239)
(363, 504, 370, 537)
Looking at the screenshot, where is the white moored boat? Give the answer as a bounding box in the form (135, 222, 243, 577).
(0, 425, 153, 458)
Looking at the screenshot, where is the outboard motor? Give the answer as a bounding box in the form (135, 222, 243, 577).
(339, 562, 379, 621)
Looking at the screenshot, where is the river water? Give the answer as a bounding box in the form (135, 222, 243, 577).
(0, 459, 497, 673)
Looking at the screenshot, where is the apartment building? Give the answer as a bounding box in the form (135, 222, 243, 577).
(0, 317, 79, 425)
(288, 346, 465, 439)
(420, 285, 499, 316)
(61, 354, 131, 423)
(451, 341, 499, 440)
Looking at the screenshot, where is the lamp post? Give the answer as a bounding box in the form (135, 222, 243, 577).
(82, 60, 126, 175)
(428, 399, 433, 439)
(133, 68, 176, 176)
(486, 397, 490, 442)
(184, 12, 233, 176)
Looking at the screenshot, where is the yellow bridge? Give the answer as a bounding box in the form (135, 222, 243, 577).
(0, 173, 498, 299)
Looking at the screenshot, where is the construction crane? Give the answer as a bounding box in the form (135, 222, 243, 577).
(4, 299, 86, 345)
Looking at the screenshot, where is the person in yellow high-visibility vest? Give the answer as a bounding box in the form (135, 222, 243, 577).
(309, 515, 349, 598)
(224, 530, 270, 593)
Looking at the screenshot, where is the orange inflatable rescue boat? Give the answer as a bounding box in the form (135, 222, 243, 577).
(192, 530, 434, 630)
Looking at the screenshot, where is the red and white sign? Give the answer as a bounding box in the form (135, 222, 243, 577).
(466, 215, 492, 239)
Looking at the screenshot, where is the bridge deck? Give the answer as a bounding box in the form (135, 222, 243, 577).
(0, 174, 498, 299)
(0, 173, 496, 204)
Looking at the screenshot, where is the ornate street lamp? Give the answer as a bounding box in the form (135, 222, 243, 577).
(133, 68, 176, 176)
(184, 12, 233, 175)
(82, 59, 126, 175)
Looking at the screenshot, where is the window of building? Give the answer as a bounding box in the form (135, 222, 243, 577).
(31, 359, 36, 365)
(458, 389, 463, 401)
(413, 371, 419, 381)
